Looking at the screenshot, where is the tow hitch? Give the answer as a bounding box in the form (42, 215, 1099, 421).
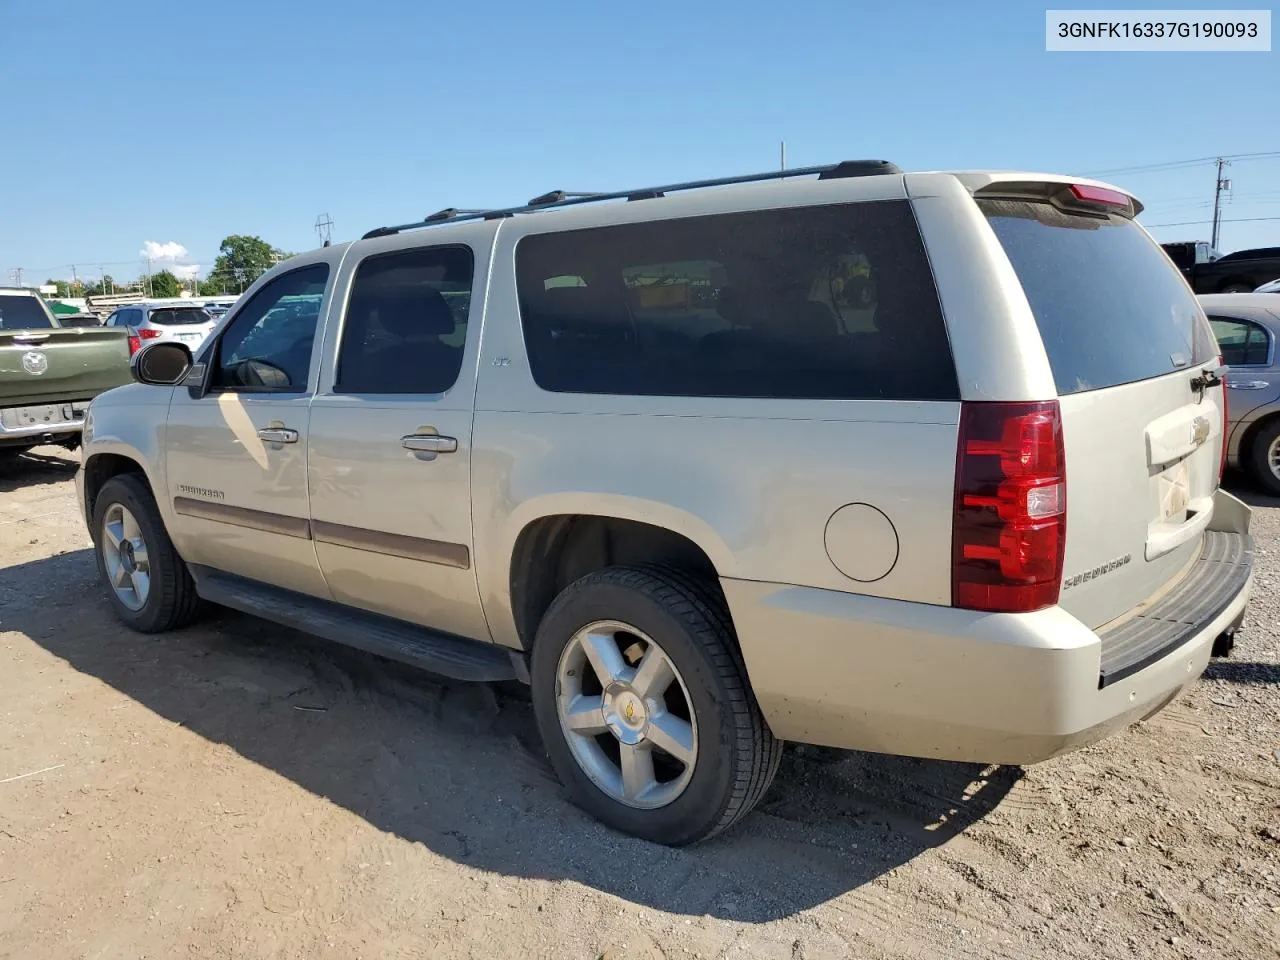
(1212, 610, 1246, 658)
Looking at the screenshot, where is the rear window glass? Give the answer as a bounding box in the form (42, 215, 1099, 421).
(980, 199, 1216, 395)
(515, 201, 957, 401)
(0, 295, 54, 330)
(149, 307, 211, 326)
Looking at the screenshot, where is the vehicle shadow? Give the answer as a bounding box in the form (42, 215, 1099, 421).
(1205, 660, 1280, 685)
(4, 549, 1021, 922)
(0, 446, 79, 494)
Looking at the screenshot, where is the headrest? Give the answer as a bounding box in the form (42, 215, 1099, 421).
(356, 285, 456, 338)
(532, 285, 626, 330)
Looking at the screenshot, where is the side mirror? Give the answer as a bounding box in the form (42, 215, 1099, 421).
(131, 340, 193, 386)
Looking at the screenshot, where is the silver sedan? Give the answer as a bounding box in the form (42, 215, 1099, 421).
(1202, 293, 1280, 495)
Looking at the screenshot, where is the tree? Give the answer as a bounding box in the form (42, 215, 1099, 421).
(205, 234, 285, 293)
(45, 278, 72, 297)
(147, 270, 181, 298)
(84, 275, 116, 297)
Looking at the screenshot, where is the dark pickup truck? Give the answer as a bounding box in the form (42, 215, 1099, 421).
(0, 288, 131, 454)
(1161, 242, 1280, 294)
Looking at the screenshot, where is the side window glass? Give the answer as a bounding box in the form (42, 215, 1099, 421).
(515, 202, 957, 400)
(105, 311, 120, 327)
(1245, 322, 1272, 365)
(334, 245, 473, 395)
(1211, 316, 1269, 366)
(213, 264, 329, 392)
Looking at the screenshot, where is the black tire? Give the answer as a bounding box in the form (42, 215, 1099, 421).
(530, 564, 782, 845)
(91, 473, 204, 633)
(1220, 281, 1253, 293)
(1246, 418, 1280, 497)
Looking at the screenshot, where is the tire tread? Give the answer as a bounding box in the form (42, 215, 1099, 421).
(544, 564, 781, 842)
(94, 474, 202, 633)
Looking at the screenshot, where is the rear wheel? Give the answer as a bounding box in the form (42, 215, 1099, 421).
(92, 474, 203, 632)
(1220, 281, 1254, 293)
(530, 565, 781, 845)
(1246, 419, 1280, 497)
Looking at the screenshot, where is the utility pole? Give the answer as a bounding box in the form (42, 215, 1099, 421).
(780, 140, 786, 173)
(71, 265, 79, 296)
(1210, 157, 1231, 251)
(8, 267, 22, 287)
(314, 212, 334, 247)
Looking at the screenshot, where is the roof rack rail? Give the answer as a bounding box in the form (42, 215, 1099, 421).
(528, 190, 604, 206)
(361, 159, 901, 239)
(424, 207, 488, 223)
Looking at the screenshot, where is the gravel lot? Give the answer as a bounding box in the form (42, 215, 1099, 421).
(1, 447, 1277, 960)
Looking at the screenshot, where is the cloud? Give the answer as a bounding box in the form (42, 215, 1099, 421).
(141, 240, 188, 261)
(172, 264, 201, 281)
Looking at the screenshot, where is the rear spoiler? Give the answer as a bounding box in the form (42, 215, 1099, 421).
(970, 179, 1141, 219)
(932, 172, 1143, 219)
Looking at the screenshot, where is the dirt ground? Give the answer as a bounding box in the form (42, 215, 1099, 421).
(1, 447, 1277, 960)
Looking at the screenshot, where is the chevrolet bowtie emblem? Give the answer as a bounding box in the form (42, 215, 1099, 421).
(1191, 415, 1211, 446)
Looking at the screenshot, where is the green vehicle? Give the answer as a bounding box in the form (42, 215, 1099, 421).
(0, 288, 131, 453)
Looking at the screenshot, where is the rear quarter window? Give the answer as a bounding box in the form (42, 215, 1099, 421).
(0, 295, 54, 330)
(515, 201, 958, 401)
(980, 199, 1217, 395)
(149, 308, 211, 326)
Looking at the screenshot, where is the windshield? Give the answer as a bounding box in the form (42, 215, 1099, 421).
(149, 307, 211, 326)
(980, 199, 1217, 395)
(0, 295, 55, 330)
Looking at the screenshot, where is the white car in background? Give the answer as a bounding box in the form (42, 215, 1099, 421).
(104, 302, 219, 356)
(1254, 277, 1280, 294)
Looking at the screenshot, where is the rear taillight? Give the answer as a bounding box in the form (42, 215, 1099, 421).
(127, 327, 160, 356)
(953, 400, 1066, 613)
(1219, 354, 1228, 484)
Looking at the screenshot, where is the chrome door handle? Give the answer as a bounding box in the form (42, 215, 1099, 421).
(1227, 379, 1270, 390)
(257, 427, 299, 443)
(401, 434, 457, 454)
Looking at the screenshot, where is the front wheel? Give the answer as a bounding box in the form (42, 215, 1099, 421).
(92, 473, 203, 632)
(530, 565, 781, 845)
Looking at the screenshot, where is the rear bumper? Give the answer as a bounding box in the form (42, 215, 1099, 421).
(0, 401, 89, 445)
(724, 513, 1253, 765)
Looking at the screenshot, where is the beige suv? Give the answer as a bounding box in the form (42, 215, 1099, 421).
(77, 161, 1254, 845)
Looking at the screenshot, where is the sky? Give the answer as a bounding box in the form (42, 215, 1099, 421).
(1, 0, 1277, 286)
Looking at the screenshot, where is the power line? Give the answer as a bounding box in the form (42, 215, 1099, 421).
(1143, 215, 1280, 228)
(1086, 151, 1280, 177)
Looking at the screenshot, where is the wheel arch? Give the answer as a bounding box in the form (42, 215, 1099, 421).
(81, 450, 155, 535)
(503, 503, 733, 653)
(1217, 276, 1257, 292)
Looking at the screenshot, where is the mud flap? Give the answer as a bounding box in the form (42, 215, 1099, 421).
(1208, 489, 1252, 536)
(1208, 491, 1252, 658)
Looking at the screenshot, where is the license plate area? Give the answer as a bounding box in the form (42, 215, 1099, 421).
(1157, 459, 1190, 523)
